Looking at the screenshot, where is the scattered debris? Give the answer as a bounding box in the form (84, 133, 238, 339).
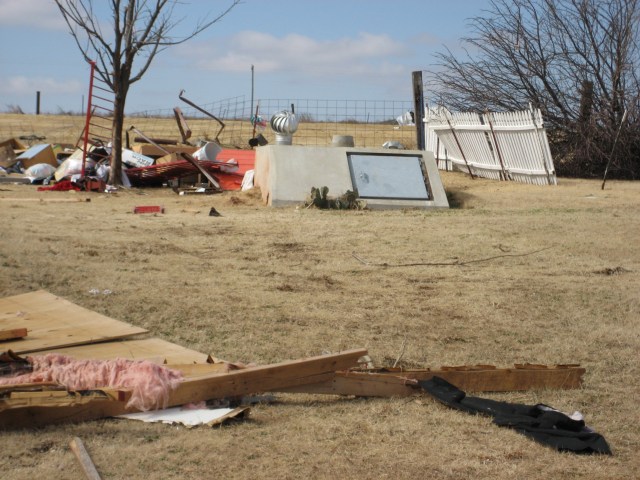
(88, 289, 112, 296)
(0, 289, 602, 456)
(0, 349, 31, 375)
(0, 138, 26, 169)
(0, 103, 256, 192)
(382, 140, 405, 149)
(176, 186, 217, 195)
(70, 436, 103, 480)
(208, 207, 222, 217)
(178, 89, 225, 143)
(133, 205, 165, 214)
(16, 144, 57, 169)
(118, 405, 249, 428)
(0, 352, 184, 411)
(0, 328, 28, 342)
(421, 376, 612, 455)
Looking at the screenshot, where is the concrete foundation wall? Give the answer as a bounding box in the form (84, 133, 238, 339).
(254, 145, 449, 209)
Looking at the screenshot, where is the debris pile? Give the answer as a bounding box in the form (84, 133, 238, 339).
(0, 95, 257, 192)
(0, 134, 255, 193)
(0, 290, 610, 455)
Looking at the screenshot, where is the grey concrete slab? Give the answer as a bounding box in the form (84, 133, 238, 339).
(254, 145, 449, 209)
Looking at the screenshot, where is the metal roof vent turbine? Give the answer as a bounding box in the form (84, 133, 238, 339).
(270, 109, 298, 145)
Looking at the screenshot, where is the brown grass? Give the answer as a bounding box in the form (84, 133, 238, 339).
(0, 112, 416, 149)
(0, 117, 639, 479)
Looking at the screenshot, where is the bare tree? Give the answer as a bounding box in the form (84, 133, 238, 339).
(55, 0, 240, 185)
(427, 0, 640, 178)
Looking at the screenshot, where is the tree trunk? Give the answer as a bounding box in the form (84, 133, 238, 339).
(575, 80, 594, 167)
(108, 77, 129, 186)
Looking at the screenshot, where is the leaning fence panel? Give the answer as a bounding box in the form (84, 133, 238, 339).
(425, 107, 557, 185)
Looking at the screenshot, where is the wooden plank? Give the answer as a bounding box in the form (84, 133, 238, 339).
(0, 382, 62, 395)
(3, 389, 125, 410)
(43, 338, 210, 364)
(70, 437, 103, 480)
(0, 327, 27, 341)
(281, 370, 419, 397)
(168, 362, 231, 378)
(0, 348, 367, 428)
(132, 144, 198, 157)
(0, 290, 148, 354)
(168, 348, 366, 405)
(280, 365, 586, 396)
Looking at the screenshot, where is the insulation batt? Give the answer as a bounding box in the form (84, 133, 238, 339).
(0, 354, 183, 411)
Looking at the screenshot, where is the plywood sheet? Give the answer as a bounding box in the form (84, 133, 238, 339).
(0, 290, 148, 354)
(45, 338, 209, 364)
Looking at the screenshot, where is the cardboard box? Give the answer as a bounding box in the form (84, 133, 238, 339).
(0, 138, 27, 169)
(156, 152, 182, 164)
(15, 144, 57, 169)
(122, 149, 155, 168)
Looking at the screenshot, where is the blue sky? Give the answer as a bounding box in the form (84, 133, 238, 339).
(0, 0, 491, 114)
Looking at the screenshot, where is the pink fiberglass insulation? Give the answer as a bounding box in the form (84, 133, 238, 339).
(0, 354, 183, 411)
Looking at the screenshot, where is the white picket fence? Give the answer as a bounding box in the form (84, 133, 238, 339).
(424, 107, 557, 185)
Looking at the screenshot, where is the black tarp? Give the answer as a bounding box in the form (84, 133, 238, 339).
(420, 376, 612, 455)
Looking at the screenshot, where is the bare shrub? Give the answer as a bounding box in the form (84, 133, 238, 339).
(428, 0, 640, 179)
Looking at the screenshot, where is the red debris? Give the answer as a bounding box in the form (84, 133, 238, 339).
(133, 205, 165, 214)
(37, 180, 82, 192)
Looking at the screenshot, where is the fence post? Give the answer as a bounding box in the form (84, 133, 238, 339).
(412, 71, 425, 150)
(486, 112, 508, 181)
(445, 114, 475, 179)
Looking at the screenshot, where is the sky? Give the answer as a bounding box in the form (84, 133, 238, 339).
(0, 0, 492, 114)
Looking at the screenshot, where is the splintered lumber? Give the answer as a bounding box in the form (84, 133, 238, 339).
(2, 386, 128, 410)
(280, 364, 586, 397)
(0, 348, 367, 429)
(178, 152, 222, 190)
(70, 437, 102, 480)
(0, 327, 27, 341)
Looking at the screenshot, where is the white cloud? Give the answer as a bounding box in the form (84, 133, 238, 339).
(0, 0, 66, 29)
(0, 76, 83, 95)
(184, 31, 410, 79)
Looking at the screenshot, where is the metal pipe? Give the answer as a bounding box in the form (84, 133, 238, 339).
(178, 90, 225, 143)
(81, 61, 97, 179)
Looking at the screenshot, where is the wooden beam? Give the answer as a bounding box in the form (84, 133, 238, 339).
(0, 349, 367, 429)
(178, 152, 222, 191)
(0, 327, 27, 341)
(280, 364, 586, 396)
(132, 144, 198, 157)
(70, 437, 102, 480)
(167, 348, 366, 405)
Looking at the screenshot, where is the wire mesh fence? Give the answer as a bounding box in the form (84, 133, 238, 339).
(129, 96, 418, 149)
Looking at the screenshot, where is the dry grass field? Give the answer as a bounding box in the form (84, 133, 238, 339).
(0, 114, 639, 479)
(0, 112, 417, 150)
